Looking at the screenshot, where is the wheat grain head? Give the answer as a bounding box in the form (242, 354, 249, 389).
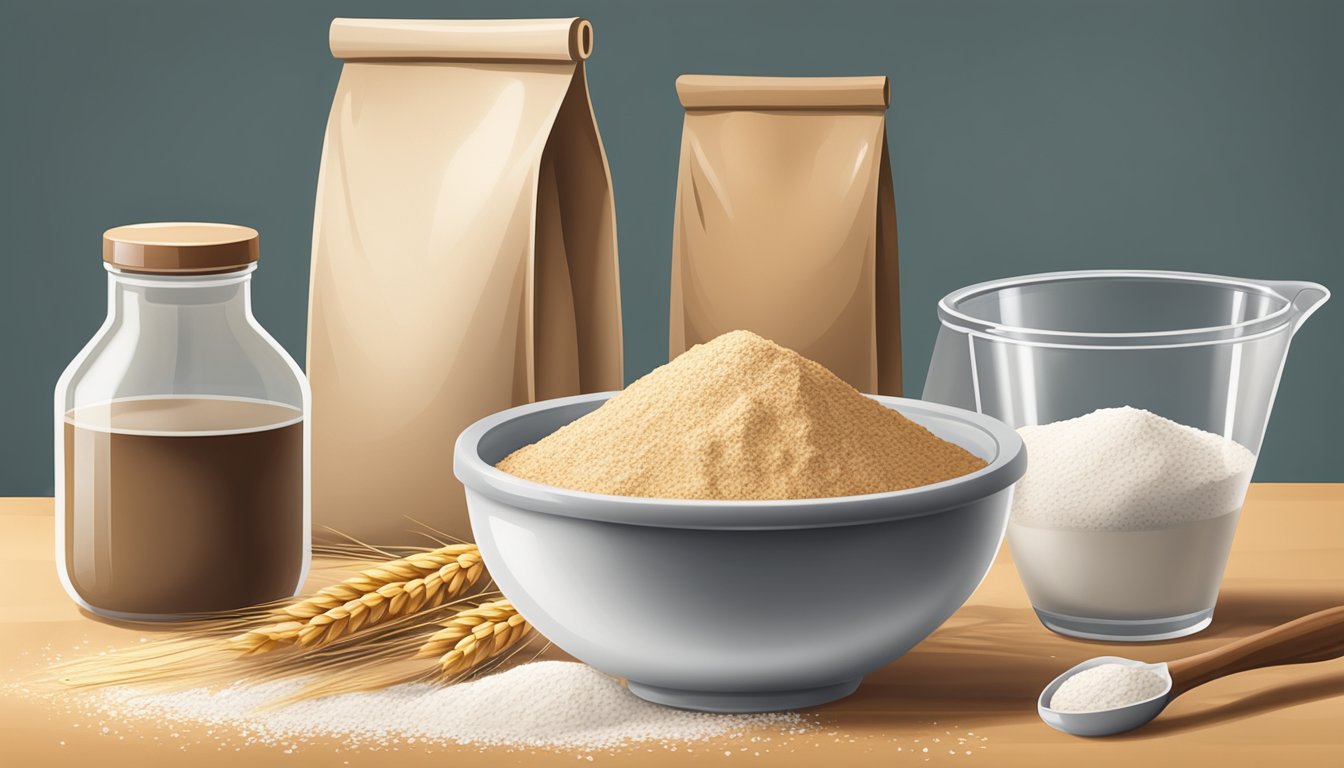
(280, 544, 480, 620)
(414, 599, 532, 677)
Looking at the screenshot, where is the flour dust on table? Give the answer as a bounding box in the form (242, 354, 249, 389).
(69, 662, 810, 753)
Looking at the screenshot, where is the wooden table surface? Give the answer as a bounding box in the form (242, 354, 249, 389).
(2, 485, 1341, 767)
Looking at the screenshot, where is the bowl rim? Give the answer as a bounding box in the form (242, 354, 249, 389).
(454, 392, 1027, 530)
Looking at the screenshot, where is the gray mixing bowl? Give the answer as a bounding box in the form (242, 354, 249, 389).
(455, 393, 1026, 713)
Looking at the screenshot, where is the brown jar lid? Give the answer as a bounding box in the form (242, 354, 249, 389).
(103, 222, 260, 274)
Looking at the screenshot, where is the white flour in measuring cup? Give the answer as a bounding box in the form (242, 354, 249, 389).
(1008, 407, 1256, 623)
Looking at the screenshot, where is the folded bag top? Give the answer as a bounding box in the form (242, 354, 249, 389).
(675, 74, 890, 110)
(328, 17, 594, 62)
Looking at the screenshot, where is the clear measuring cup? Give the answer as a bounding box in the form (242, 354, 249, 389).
(923, 270, 1328, 641)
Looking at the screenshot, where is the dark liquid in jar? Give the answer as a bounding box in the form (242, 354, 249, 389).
(62, 397, 305, 617)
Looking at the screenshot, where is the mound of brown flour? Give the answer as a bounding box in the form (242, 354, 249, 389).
(497, 331, 986, 500)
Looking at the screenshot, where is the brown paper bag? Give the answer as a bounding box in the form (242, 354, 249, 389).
(669, 75, 900, 395)
(307, 18, 623, 544)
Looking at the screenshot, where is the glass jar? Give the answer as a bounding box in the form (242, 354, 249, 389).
(55, 223, 310, 620)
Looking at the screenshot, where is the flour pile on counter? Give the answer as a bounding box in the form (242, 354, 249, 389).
(497, 330, 986, 499)
(1049, 663, 1168, 713)
(84, 661, 806, 750)
(1012, 406, 1256, 531)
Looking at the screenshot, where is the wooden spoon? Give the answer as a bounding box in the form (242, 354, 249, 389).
(1037, 605, 1344, 736)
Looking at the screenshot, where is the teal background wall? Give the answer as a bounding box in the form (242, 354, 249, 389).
(2, 0, 1341, 493)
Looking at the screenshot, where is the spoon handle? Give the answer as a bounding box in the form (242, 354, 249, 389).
(1166, 605, 1344, 697)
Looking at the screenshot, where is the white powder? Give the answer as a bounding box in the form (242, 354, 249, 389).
(1049, 663, 1168, 712)
(1012, 407, 1256, 531)
(82, 661, 807, 751)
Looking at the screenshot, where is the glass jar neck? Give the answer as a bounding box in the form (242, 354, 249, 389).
(107, 264, 255, 317)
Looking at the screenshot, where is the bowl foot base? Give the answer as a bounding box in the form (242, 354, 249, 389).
(626, 678, 861, 713)
(1034, 606, 1213, 642)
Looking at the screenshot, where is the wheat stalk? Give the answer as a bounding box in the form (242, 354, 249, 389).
(227, 549, 484, 653)
(414, 599, 532, 677)
(223, 621, 306, 655)
(280, 544, 480, 620)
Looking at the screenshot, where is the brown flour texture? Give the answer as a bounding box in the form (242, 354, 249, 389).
(497, 331, 987, 500)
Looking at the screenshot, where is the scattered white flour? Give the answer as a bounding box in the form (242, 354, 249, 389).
(1049, 663, 1168, 712)
(1012, 407, 1256, 531)
(82, 661, 807, 751)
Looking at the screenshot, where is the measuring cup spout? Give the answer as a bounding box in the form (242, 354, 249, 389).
(1259, 279, 1330, 334)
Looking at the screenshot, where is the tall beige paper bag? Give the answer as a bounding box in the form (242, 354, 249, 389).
(308, 18, 623, 544)
(669, 75, 900, 394)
